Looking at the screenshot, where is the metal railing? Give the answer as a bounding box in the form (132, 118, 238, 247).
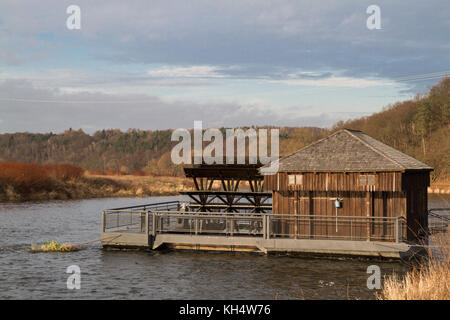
(267, 214, 406, 242)
(107, 200, 181, 212)
(151, 211, 407, 242)
(153, 211, 264, 237)
(102, 201, 182, 233)
(102, 209, 148, 233)
(428, 208, 449, 234)
(102, 201, 408, 242)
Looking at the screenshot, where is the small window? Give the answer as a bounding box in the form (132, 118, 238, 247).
(288, 174, 303, 185)
(359, 175, 366, 185)
(359, 174, 375, 186)
(288, 174, 295, 185)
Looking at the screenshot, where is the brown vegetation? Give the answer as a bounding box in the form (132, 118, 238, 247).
(85, 172, 193, 197)
(0, 161, 191, 201)
(0, 162, 83, 198)
(88, 169, 127, 176)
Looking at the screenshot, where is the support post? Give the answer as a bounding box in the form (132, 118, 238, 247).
(350, 219, 353, 240)
(395, 217, 399, 243)
(152, 213, 156, 236)
(366, 192, 373, 241)
(145, 211, 149, 235)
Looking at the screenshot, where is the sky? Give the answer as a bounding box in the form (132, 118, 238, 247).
(0, 0, 449, 133)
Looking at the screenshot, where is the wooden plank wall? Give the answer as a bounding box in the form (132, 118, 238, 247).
(272, 190, 406, 240)
(403, 172, 430, 241)
(267, 171, 430, 242)
(264, 172, 403, 192)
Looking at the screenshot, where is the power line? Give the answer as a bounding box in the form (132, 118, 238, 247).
(392, 71, 450, 82)
(0, 98, 156, 104)
(0, 71, 448, 104)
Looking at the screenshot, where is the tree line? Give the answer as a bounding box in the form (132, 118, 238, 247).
(0, 78, 448, 181)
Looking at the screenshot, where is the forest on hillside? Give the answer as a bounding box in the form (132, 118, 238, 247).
(332, 77, 449, 181)
(0, 78, 448, 181)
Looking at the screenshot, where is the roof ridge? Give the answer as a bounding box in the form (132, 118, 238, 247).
(344, 129, 406, 169)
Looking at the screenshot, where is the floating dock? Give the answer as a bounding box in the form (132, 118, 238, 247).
(100, 200, 426, 259)
(100, 161, 442, 260)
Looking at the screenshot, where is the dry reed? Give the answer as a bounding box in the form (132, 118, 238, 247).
(378, 230, 450, 300)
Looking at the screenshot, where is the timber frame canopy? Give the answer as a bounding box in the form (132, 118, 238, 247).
(181, 164, 271, 213)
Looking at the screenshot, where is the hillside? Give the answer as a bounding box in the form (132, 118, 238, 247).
(332, 77, 449, 181)
(0, 78, 448, 181)
(0, 126, 327, 177)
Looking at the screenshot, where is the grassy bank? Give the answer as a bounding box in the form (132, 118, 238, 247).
(378, 231, 449, 300)
(0, 162, 192, 202)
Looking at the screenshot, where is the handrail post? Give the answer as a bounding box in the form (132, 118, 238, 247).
(262, 214, 267, 239)
(152, 213, 156, 236)
(145, 211, 149, 235)
(195, 216, 198, 235)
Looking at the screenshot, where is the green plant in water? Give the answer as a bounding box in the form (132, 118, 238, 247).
(31, 240, 79, 252)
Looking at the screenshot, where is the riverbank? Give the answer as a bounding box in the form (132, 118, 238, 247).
(2, 177, 449, 202)
(1, 160, 448, 202)
(428, 180, 450, 194)
(0, 173, 192, 202)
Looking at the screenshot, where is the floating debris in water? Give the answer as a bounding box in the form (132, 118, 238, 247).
(30, 241, 80, 252)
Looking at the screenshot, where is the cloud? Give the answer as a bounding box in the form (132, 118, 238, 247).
(270, 76, 392, 88)
(0, 79, 360, 133)
(147, 65, 228, 78)
(1, 0, 449, 84)
(0, 0, 448, 132)
(145, 65, 390, 88)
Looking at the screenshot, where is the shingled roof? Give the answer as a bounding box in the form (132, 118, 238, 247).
(264, 129, 433, 172)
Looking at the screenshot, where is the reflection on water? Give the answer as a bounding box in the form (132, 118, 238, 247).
(0, 194, 448, 299)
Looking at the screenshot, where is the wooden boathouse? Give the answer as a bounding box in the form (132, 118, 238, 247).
(100, 129, 433, 259)
(264, 129, 433, 243)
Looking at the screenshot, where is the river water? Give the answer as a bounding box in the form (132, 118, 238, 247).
(0, 194, 448, 300)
